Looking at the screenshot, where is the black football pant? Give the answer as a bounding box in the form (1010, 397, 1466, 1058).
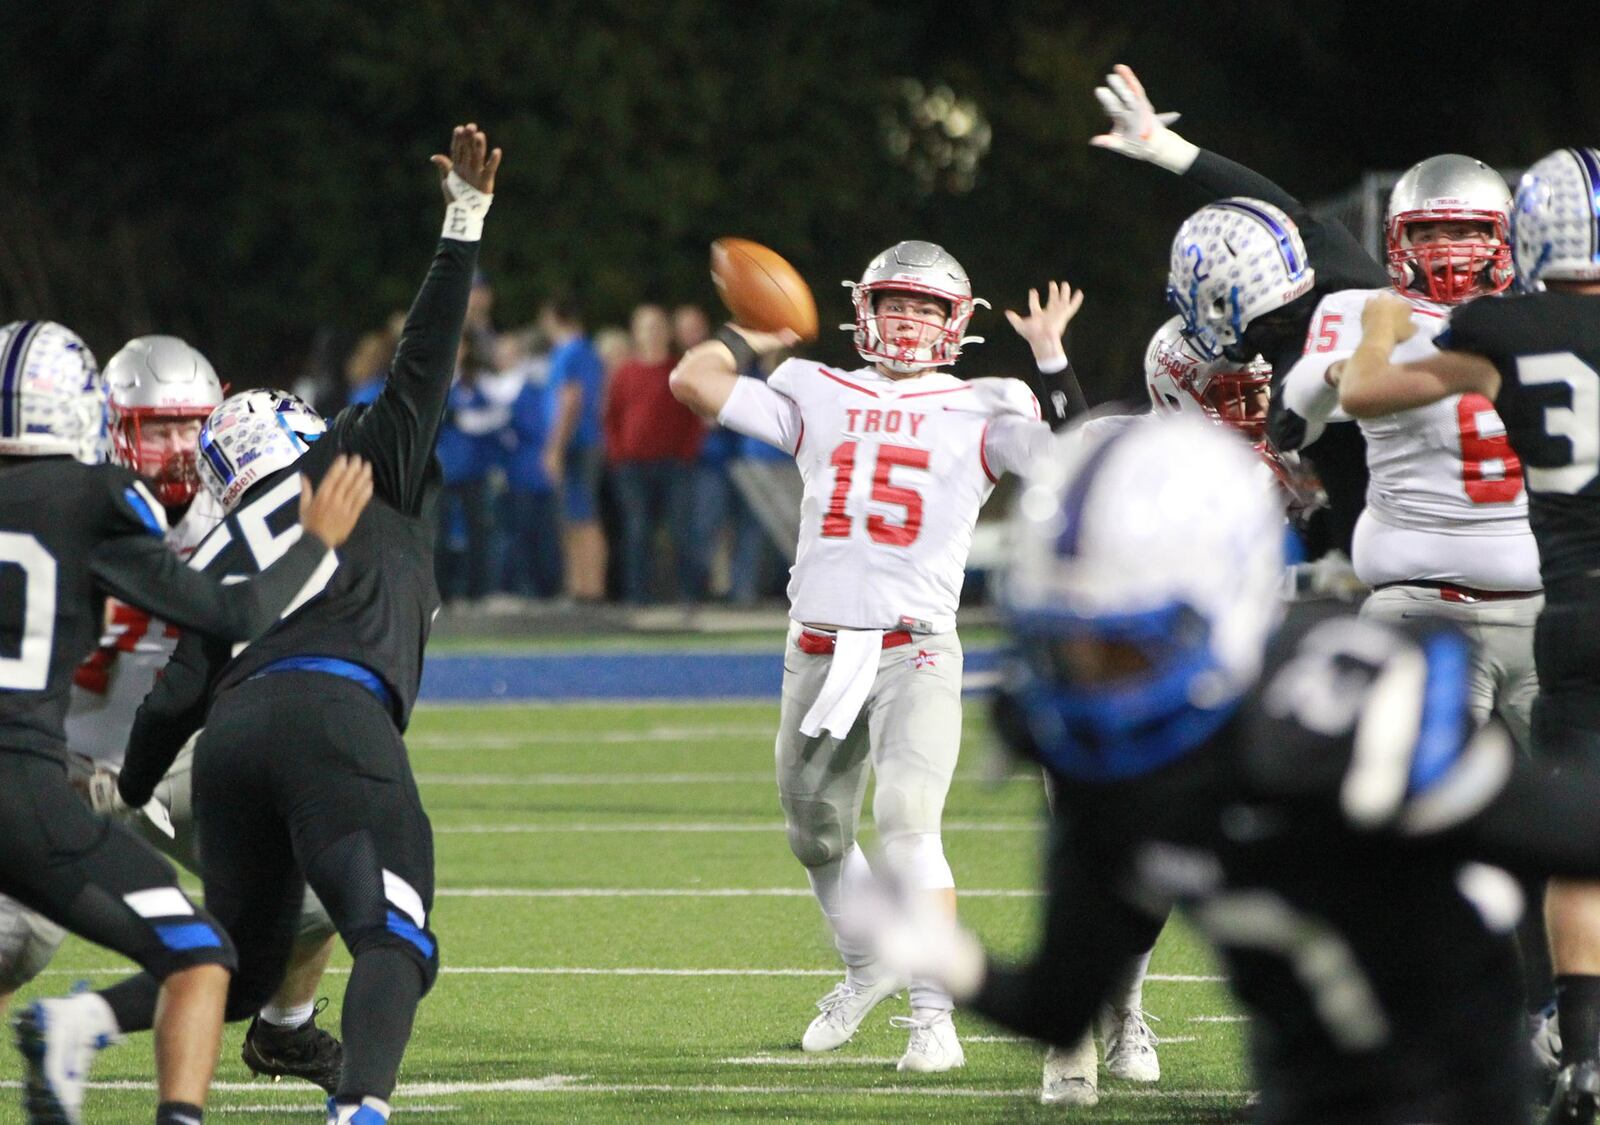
(99, 672, 438, 1103)
(0, 751, 236, 982)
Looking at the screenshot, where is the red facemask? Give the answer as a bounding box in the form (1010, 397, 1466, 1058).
(110, 409, 211, 510)
(1387, 213, 1513, 305)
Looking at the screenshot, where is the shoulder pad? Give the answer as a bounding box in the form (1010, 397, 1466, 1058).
(766, 357, 817, 398)
(102, 466, 169, 537)
(962, 377, 1041, 419)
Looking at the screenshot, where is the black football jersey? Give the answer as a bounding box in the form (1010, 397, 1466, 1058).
(116, 236, 474, 802)
(0, 459, 328, 758)
(973, 603, 1600, 1123)
(1439, 290, 1600, 598)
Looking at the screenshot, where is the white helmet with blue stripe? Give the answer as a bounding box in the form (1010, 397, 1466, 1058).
(1166, 197, 1315, 359)
(1511, 147, 1600, 287)
(197, 389, 326, 511)
(0, 320, 105, 465)
(1000, 413, 1285, 780)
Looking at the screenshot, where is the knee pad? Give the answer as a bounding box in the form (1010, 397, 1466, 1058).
(782, 797, 849, 869)
(346, 920, 441, 996)
(0, 901, 66, 993)
(879, 831, 954, 892)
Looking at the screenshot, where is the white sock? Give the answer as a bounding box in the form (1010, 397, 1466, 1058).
(260, 1000, 317, 1028)
(804, 844, 880, 977)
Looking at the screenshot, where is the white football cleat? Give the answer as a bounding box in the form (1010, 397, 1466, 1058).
(1041, 1033, 1099, 1106)
(1531, 1002, 1562, 1080)
(801, 975, 905, 1052)
(1101, 1005, 1160, 1082)
(14, 994, 121, 1125)
(892, 1011, 964, 1073)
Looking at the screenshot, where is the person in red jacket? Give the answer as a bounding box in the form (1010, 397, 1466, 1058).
(603, 303, 706, 603)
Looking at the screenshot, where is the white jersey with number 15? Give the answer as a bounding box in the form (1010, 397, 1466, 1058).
(718, 359, 1050, 631)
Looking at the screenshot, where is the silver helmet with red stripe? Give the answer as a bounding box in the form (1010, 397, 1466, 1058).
(843, 241, 989, 374)
(105, 335, 224, 509)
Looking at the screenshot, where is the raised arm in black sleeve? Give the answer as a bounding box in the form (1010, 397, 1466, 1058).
(339, 237, 478, 514)
(89, 527, 327, 643)
(117, 630, 226, 808)
(967, 818, 1163, 1044)
(1032, 361, 1091, 431)
(1183, 150, 1387, 294)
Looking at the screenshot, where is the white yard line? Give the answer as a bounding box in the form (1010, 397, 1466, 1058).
(1190, 1014, 1250, 1022)
(409, 726, 774, 749)
(722, 1055, 905, 1066)
(434, 820, 1039, 834)
(36, 966, 1224, 982)
(0, 1076, 1251, 1100)
(416, 771, 1030, 785)
(431, 886, 1041, 898)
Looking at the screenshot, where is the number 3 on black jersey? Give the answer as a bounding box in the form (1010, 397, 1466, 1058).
(1519, 353, 1600, 495)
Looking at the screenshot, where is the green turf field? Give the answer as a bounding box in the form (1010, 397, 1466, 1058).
(2, 701, 1249, 1122)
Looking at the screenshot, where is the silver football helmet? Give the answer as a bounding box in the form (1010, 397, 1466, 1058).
(104, 335, 224, 508)
(1385, 154, 1512, 305)
(0, 320, 105, 464)
(1166, 198, 1315, 359)
(1512, 147, 1600, 288)
(198, 389, 326, 511)
(842, 240, 989, 374)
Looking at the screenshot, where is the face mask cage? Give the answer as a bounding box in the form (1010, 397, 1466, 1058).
(1194, 367, 1271, 442)
(846, 280, 986, 372)
(1387, 210, 1513, 305)
(111, 406, 212, 508)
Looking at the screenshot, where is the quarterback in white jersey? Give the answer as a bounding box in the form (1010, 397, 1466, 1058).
(672, 241, 1057, 1073)
(1279, 156, 1540, 760)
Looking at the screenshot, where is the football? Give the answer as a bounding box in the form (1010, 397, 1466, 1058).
(710, 237, 819, 341)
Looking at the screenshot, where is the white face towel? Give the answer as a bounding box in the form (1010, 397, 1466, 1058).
(798, 629, 886, 740)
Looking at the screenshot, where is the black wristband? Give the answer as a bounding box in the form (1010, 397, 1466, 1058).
(714, 325, 758, 374)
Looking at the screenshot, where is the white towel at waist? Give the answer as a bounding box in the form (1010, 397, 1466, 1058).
(798, 628, 885, 740)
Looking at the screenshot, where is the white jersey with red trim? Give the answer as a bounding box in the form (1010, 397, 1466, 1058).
(717, 359, 1047, 630)
(64, 488, 226, 764)
(1288, 288, 1537, 589)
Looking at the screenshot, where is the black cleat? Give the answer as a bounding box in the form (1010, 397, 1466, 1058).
(240, 1001, 343, 1095)
(1547, 1062, 1600, 1125)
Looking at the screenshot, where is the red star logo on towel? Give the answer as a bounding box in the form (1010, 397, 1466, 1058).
(910, 648, 938, 670)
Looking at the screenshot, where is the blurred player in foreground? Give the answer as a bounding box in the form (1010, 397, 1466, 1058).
(671, 242, 1061, 1071)
(1339, 146, 1600, 1124)
(876, 411, 1600, 1124)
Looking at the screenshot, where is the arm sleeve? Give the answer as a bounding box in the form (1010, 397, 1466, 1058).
(117, 631, 222, 808)
(983, 416, 1054, 479)
(716, 376, 803, 455)
(89, 530, 328, 643)
(340, 237, 479, 513)
(1184, 149, 1305, 214)
(968, 819, 1164, 1045)
(1031, 360, 1090, 430)
(1279, 355, 1352, 446)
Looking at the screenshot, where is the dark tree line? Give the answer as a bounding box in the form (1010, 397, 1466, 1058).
(2, 1, 1594, 400)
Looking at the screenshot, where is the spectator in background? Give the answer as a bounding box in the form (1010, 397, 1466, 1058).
(594, 325, 632, 378)
(435, 334, 506, 605)
(499, 327, 565, 599)
(605, 304, 705, 603)
(344, 311, 406, 407)
(673, 303, 711, 352)
(538, 295, 608, 602)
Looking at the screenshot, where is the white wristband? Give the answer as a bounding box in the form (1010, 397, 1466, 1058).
(442, 170, 493, 242)
(1035, 355, 1070, 376)
(1147, 130, 1200, 175)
